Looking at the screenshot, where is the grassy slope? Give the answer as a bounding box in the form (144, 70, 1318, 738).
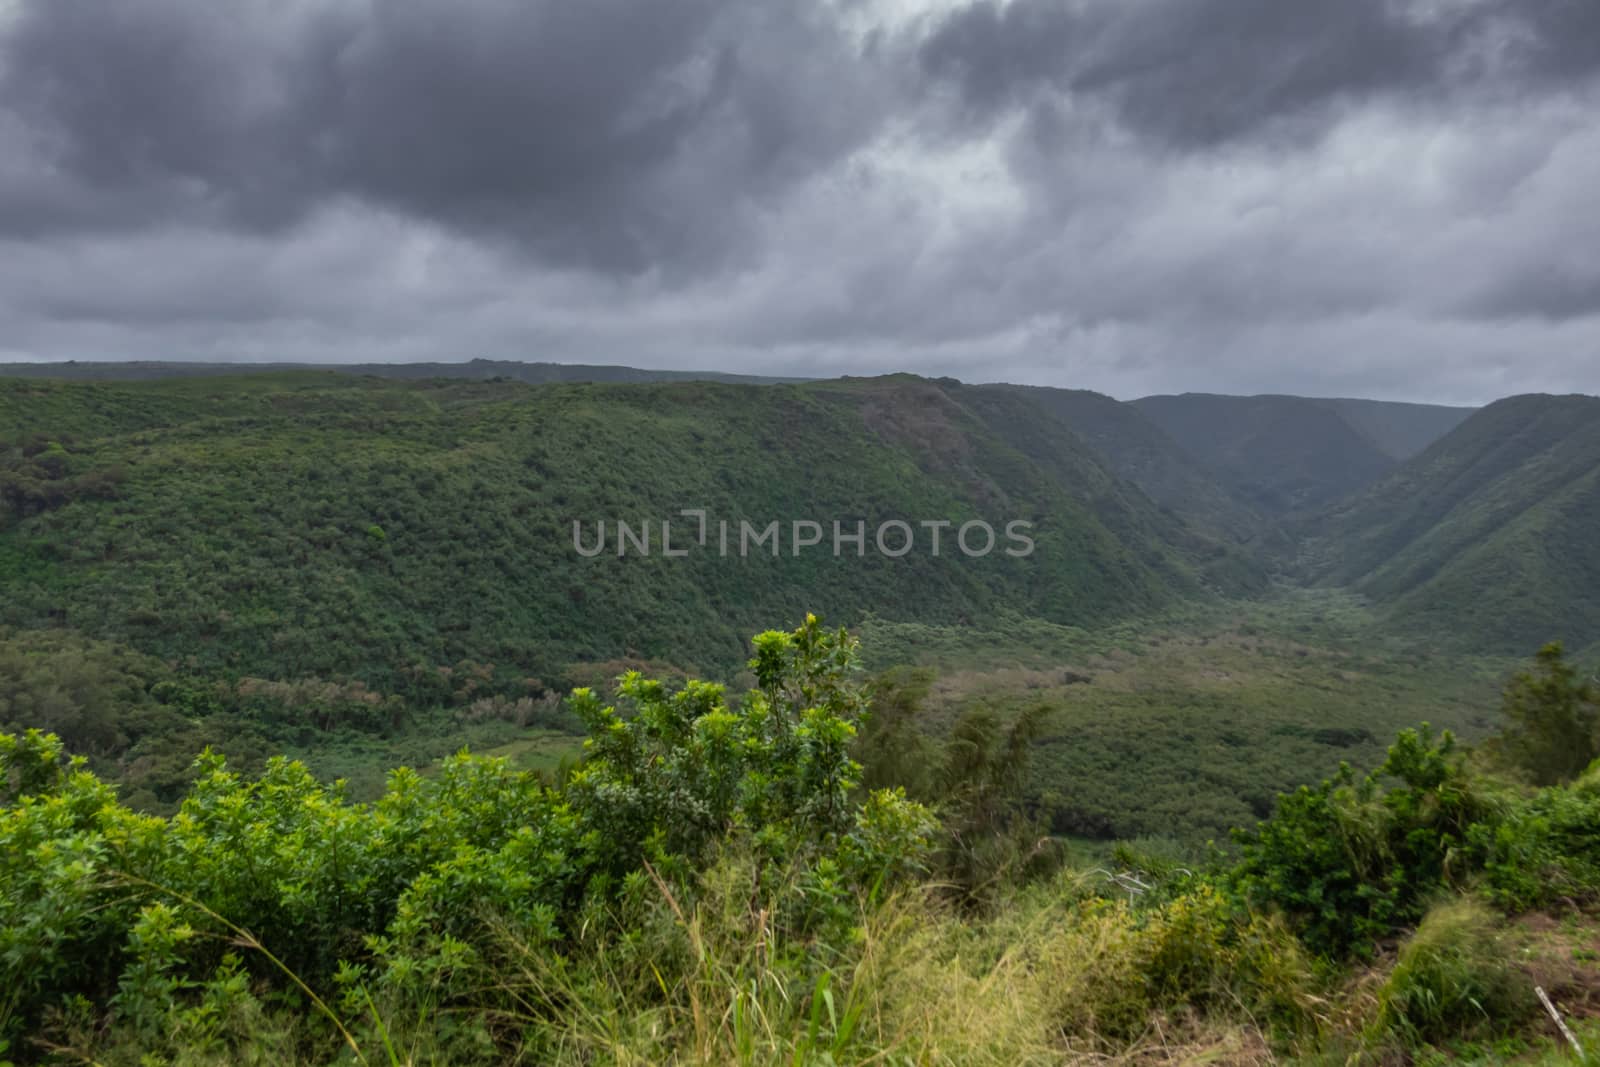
(1309, 393, 1600, 655)
(0, 372, 1236, 698)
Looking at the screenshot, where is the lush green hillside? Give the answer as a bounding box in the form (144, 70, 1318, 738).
(3, 369, 1597, 1064)
(1133, 393, 1403, 515)
(944, 383, 1270, 594)
(0, 372, 1242, 701)
(1308, 393, 1600, 654)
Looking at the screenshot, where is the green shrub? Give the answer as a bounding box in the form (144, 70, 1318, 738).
(1473, 778, 1600, 911)
(0, 617, 937, 1054)
(1230, 725, 1500, 958)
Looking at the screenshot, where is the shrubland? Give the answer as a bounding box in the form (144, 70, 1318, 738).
(2, 619, 1597, 1065)
(859, 591, 1513, 843)
(0, 626, 581, 812)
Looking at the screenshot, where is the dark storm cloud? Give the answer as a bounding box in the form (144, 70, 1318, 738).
(1, 0, 1599, 402)
(918, 0, 1600, 149)
(0, 0, 883, 273)
(0, 2, 317, 232)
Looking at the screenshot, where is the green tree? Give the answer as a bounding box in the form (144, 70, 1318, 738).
(1498, 641, 1599, 785)
(855, 667, 938, 798)
(935, 702, 1053, 901)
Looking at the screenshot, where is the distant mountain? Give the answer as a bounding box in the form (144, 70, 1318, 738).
(0, 371, 1250, 698)
(982, 385, 1279, 550)
(0, 358, 805, 386)
(1309, 393, 1600, 653)
(1131, 393, 1469, 516)
(948, 383, 1271, 592)
(1316, 398, 1476, 461)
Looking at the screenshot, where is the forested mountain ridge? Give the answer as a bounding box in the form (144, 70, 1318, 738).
(1, 359, 1470, 546)
(1305, 392, 1600, 653)
(0, 372, 1249, 701)
(8, 365, 1588, 666)
(0, 357, 804, 385)
(918, 381, 1269, 591)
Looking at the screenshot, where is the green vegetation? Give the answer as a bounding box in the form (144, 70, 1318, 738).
(1320, 397, 1477, 462)
(0, 619, 939, 1060)
(1, 373, 1249, 702)
(0, 626, 582, 813)
(2, 622, 1596, 1064)
(0, 370, 1294, 828)
(4, 366, 1600, 1061)
(0, 357, 802, 386)
(1230, 724, 1497, 958)
(860, 592, 1512, 842)
(1, 368, 1580, 843)
(1371, 898, 1533, 1049)
(1493, 642, 1600, 786)
(1310, 393, 1600, 654)
(996, 384, 1280, 550)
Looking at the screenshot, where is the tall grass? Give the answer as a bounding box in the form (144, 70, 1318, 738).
(430, 863, 1326, 1066)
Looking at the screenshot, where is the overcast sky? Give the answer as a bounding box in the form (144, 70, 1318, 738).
(1, 0, 1597, 403)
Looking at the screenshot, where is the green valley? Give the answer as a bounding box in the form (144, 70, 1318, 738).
(5, 370, 1596, 827)
(3, 366, 1599, 1065)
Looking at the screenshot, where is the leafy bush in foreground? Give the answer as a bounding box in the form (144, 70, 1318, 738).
(0, 617, 935, 1056)
(1229, 725, 1500, 958)
(1473, 762, 1600, 912)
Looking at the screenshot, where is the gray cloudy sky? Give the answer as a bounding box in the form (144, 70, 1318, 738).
(1, 0, 1597, 403)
